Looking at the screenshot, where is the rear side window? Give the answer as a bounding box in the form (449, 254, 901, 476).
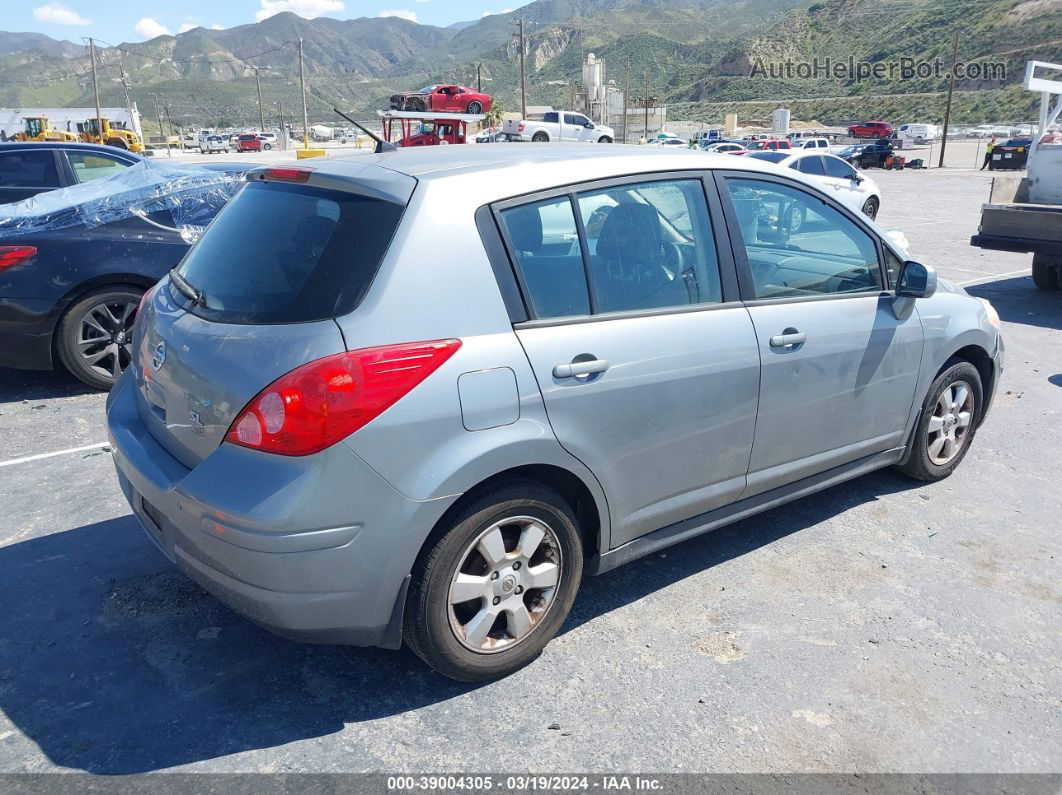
(797, 156, 826, 176)
(0, 151, 58, 188)
(177, 181, 404, 324)
(499, 197, 590, 319)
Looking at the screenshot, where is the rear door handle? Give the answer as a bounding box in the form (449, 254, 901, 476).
(769, 330, 807, 348)
(553, 358, 609, 378)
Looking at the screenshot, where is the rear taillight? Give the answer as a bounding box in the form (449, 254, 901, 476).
(0, 246, 37, 271)
(518, 123, 525, 132)
(226, 339, 462, 456)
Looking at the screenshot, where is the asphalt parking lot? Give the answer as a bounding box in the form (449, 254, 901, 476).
(0, 165, 1059, 774)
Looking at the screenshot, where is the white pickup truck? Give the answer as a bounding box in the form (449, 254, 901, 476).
(503, 111, 614, 143)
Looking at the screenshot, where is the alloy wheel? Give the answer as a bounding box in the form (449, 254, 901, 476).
(77, 297, 138, 381)
(927, 380, 974, 465)
(447, 516, 562, 653)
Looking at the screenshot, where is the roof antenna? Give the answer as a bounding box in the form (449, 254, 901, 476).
(333, 107, 396, 153)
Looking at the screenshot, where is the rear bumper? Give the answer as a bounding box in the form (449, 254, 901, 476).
(970, 234, 1062, 256)
(106, 374, 457, 647)
(0, 297, 57, 370)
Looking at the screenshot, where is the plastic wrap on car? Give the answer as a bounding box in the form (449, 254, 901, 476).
(0, 158, 247, 242)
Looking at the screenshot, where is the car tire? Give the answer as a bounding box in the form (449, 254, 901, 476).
(896, 360, 983, 482)
(872, 132, 881, 139)
(466, 101, 483, 115)
(532, 132, 549, 143)
(1032, 254, 1061, 290)
(263, 143, 272, 150)
(405, 480, 584, 682)
(106, 138, 128, 150)
(598, 136, 613, 143)
(55, 286, 143, 391)
(861, 196, 880, 220)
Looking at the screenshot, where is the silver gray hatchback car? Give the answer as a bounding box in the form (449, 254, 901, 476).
(107, 145, 1004, 681)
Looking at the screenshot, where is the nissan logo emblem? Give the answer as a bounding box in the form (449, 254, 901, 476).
(151, 341, 167, 371)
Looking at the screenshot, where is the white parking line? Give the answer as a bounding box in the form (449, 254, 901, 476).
(0, 442, 109, 468)
(958, 268, 1030, 286)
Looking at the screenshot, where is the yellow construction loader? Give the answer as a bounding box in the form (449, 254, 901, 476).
(12, 116, 78, 143)
(77, 117, 144, 153)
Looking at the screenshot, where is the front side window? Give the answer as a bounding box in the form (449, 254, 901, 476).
(725, 177, 881, 299)
(823, 155, 856, 180)
(498, 197, 589, 319)
(67, 151, 133, 183)
(577, 179, 722, 312)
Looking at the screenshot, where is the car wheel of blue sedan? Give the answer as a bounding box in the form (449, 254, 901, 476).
(56, 286, 142, 391)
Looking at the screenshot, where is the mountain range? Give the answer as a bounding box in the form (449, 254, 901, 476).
(0, 0, 1059, 131)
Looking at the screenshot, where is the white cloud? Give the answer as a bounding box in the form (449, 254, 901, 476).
(134, 17, 172, 38)
(379, 9, 417, 21)
(255, 0, 344, 22)
(210, 23, 224, 29)
(481, 8, 512, 16)
(32, 3, 92, 26)
(178, 22, 198, 33)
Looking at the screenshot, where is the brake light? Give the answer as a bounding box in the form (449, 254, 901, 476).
(262, 167, 312, 183)
(0, 246, 36, 271)
(226, 339, 462, 456)
(518, 122, 525, 132)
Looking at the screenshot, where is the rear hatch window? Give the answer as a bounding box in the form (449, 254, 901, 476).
(176, 181, 403, 324)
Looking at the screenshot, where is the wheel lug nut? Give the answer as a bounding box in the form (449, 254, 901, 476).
(492, 596, 501, 605)
(512, 561, 522, 570)
(515, 586, 524, 595)
(490, 571, 499, 580)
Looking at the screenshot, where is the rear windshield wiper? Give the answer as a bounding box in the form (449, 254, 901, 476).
(168, 268, 202, 305)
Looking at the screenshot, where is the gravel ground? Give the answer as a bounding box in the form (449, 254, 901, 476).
(0, 166, 1059, 775)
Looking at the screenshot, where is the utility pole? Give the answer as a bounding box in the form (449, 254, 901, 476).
(517, 19, 527, 119)
(253, 67, 266, 132)
(89, 38, 102, 143)
(938, 32, 959, 169)
(623, 57, 630, 144)
(644, 71, 649, 143)
(116, 52, 135, 137)
(149, 92, 171, 156)
(298, 37, 309, 148)
(477, 63, 483, 94)
(276, 100, 285, 148)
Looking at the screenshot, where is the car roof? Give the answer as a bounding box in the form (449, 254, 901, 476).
(304, 144, 821, 205)
(0, 141, 141, 158)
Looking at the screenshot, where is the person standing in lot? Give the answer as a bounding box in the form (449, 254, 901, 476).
(981, 136, 997, 170)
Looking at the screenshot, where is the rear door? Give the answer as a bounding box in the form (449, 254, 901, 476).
(716, 171, 922, 496)
(496, 173, 760, 548)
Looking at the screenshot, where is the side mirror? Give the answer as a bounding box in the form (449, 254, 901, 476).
(896, 260, 937, 298)
(584, 122, 594, 129)
(851, 173, 864, 184)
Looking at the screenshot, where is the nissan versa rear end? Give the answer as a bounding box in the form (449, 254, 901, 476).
(108, 146, 1003, 681)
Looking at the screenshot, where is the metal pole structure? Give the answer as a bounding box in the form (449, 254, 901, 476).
(276, 100, 285, 148)
(644, 71, 649, 143)
(116, 53, 135, 135)
(89, 38, 102, 144)
(623, 57, 630, 144)
(938, 32, 959, 169)
(517, 19, 527, 120)
(298, 37, 309, 149)
(477, 63, 482, 94)
(254, 67, 266, 132)
(149, 92, 169, 156)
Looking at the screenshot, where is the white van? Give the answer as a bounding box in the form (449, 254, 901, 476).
(896, 123, 939, 144)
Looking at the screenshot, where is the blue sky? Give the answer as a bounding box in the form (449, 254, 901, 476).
(12, 1, 524, 43)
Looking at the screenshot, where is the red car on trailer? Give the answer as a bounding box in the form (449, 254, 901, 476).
(389, 84, 492, 115)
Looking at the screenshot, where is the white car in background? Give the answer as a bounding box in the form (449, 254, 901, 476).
(746, 149, 882, 220)
(257, 132, 277, 150)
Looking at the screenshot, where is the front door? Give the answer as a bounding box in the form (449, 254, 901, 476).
(497, 175, 760, 547)
(718, 173, 923, 496)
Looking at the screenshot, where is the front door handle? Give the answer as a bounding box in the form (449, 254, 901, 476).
(553, 358, 609, 379)
(769, 329, 807, 349)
